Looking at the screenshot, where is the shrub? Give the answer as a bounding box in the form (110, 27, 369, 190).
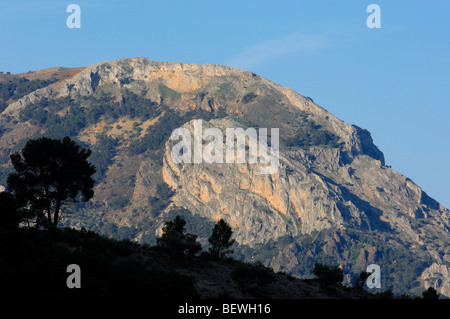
(422, 287, 440, 299)
(313, 263, 344, 286)
(231, 261, 275, 293)
(284, 120, 340, 149)
(156, 215, 202, 257)
(148, 182, 175, 216)
(0, 77, 55, 102)
(241, 92, 258, 104)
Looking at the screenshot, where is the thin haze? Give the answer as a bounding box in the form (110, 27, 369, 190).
(226, 32, 328, 69)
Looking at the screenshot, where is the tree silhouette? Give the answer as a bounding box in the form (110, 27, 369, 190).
(156, 215, 202, 257)
(353, 270, 371, 289)
(313, 263, 344, 286)
(6, 136, 96, 228)
(0, 192, 20, 229)
(208, 218, 235, 259)
(422, 287, 440, 299)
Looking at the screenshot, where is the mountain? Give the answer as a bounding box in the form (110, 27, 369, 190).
(0, 57, 449, 297)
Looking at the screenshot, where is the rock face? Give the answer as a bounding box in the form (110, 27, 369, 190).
(0, 57, 448, 297)
(421, 263, 450, 295)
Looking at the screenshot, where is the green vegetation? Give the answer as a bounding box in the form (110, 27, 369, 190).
(88, 134, 118, 182)
(353, 270, 371, 290)
(164, 206, 216, 242)
(118, 89, 160, 120)
(208, 218, 236, 259)
(19, 97, 86, 138)
(9, 90, 228, 201)
(284, 120, 340, 149)
(128, 109, 184, 156)
(0, 100, 7, 113)
(109, 196, 130, 210)
(374, 244, 429, 295)
(313, 262, 344, 286)
(155, 215, 202, 258)
(0, 77, 55, 103)
(231, 91, 341, 150)
(0, 138, 31, 184)
(127, 107, 227, 157)
(6, 136, 96, 228)
(148, 182, 175, 216)
(158, 83, 182, 101)
(241, 92, 258, 104)
(18, 90, 161, 138)
(13, 91, 164, 182)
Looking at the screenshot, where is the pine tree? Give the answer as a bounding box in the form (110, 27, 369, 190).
(208, 218, 235, 259)
(6, 136, 96, 228)
(156, 215, 202, 257)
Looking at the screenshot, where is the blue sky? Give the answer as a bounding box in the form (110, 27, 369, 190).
(1, 0, 449, 208)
